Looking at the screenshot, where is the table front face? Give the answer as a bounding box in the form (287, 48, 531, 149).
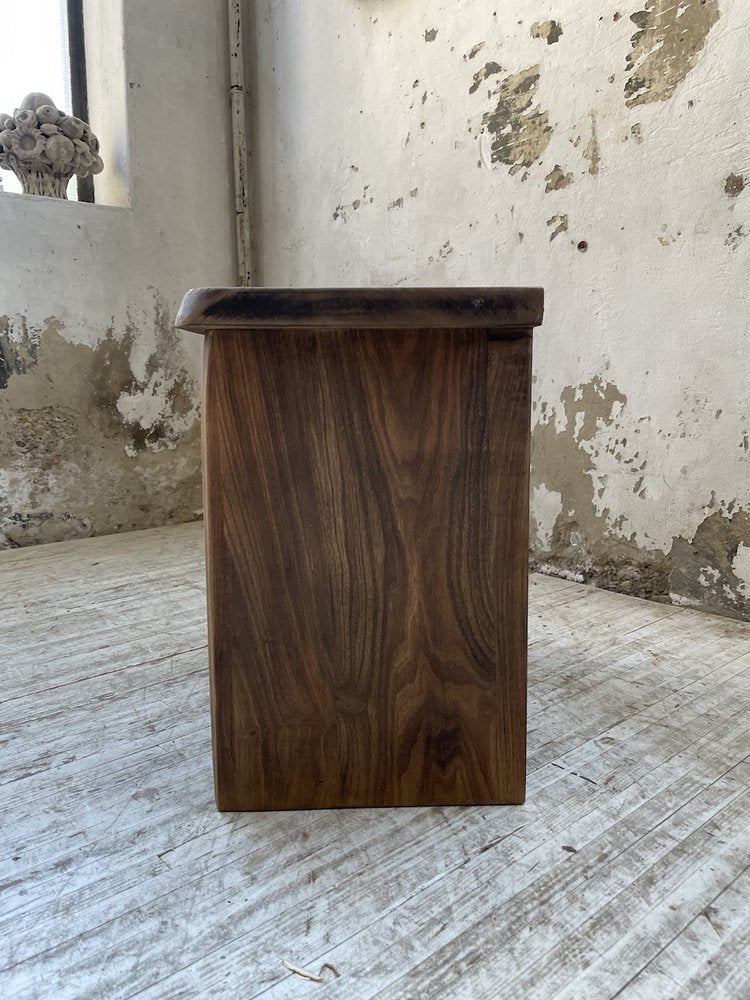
(202, 326, 532, 810)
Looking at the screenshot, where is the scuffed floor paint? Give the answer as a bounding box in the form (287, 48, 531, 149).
(625, 0, 720, 107)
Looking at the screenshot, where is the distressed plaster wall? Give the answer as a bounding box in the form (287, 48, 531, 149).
(0, 0, 236, 547)
(248, 0, 750, 620)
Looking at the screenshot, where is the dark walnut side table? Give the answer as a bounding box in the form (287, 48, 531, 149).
(177, 287, 544, 811)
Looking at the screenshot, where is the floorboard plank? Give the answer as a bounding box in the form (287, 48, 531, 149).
(609, 862, 750, 999)
(1, 523, 748, 1000)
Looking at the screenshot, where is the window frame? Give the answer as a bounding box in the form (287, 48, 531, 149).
(66, 0, 94, 203)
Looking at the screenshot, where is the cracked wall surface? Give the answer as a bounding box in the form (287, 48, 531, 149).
(249, 0, 750, 619)
(0, 0, 235, 548)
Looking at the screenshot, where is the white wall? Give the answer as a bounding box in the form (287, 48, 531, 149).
(247, 0, 750, 619)
(0, 0, 236, 545)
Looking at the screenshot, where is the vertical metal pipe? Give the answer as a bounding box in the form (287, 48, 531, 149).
(228, 0, 253, 286)
(67, 0, 94, 203)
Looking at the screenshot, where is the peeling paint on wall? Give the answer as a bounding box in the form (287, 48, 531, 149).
(479, 65, 552, 173)
(584, 112, 600, 175)
(469, 61, 502, 96)
(724, 173, 745, 197)
(531, 20, 563, 45)
(0, 315, 44, 388)
(0, 304, 202, 548)
(531, 484, 563, 550)
(531, 378, 672, 599)
(252, 0, 750, 621)
(733, 543, 750, 596)
(0, 1, 235, 550)
(547, 214, 569, 240)
(625, 0, 720, 107)
(545, 164, 573, 191)
(531, 379, 750, 616)
(464, 41, 485, 61)
(671, 505, 750, 620)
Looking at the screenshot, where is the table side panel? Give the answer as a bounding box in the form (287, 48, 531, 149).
(489, 336, 533, 803)
(202, 327, 531, 809)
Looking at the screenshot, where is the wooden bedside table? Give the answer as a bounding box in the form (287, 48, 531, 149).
(177, 287, 544, 810)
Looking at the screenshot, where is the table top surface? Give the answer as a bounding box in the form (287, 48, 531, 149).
(176, 286, 544, 334)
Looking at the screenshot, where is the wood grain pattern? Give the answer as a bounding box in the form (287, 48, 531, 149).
(177, 285, 544, 333)
(201, 315, 535, 810)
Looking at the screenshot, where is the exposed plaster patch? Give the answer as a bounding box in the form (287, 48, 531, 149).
(464, 41, 485, 61)
(624, 0, 720, 108)
(547, 214, 569, 240)
(733, 544, 750, 598)
(584, 112, 601, 175)
(531, 20, 563, 45)
(0, 310, 202, 548)
(534, 563, 586, 584)
(698, 565, 720, 588)
(0, 315, 42, 388)
(531, 484, 563, 550)
(724, 173, 745, 198)
(531, 377, 671, 599)
(1, 510, 94, 548)
(670, 507, 750, 619)
(469, 61, 502, 95)
(534, 381, 750, 618)
(90, 313, 198, 454)
(479, 65, 552, 172)
(424, 28, 438, 42)
(545, 165, 573, 192)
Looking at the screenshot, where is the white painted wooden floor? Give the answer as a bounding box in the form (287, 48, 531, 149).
(1, 522, 749, 1000)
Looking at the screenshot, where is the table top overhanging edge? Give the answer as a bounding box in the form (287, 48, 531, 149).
(175, 287, 544, 334)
